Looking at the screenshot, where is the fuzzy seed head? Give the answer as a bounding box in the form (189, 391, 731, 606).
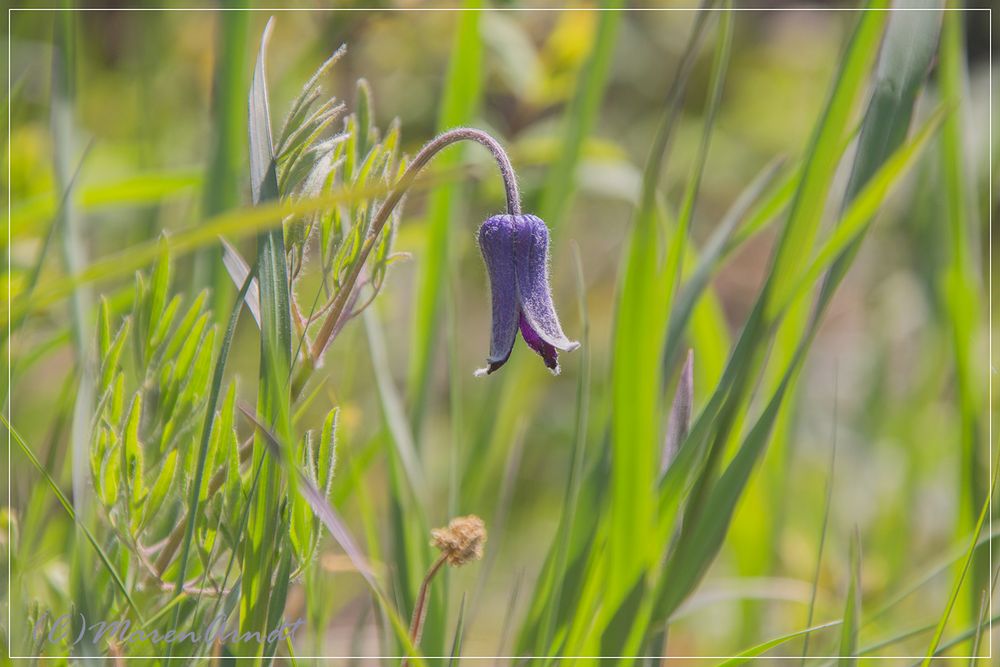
(431, 515, 487, 566)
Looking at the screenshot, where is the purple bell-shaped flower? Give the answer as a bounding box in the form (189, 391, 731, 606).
(476, 213, 579, 376)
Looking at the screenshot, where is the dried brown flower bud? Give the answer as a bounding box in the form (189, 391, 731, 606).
(430, 515, 487, 566)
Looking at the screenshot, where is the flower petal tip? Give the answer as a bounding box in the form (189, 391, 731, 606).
(475, 360, 506, 377)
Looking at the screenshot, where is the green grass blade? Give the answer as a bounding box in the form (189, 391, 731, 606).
(802, 400, 837, 662)
(661, 156, 785, 373)
(772, 107, 945, 320)
(50, 12, 100, 652)
(242, 17, 297, 658)
(538, 1, 623, 232)
(935, 5, 986, 624)
(815, 0, 943, 311)
(673, 18, 873, 569)
(7, 168, 201, 240)
(838, 530, 862, 666)
(764, 1, 888, 302)
(363, 308, 428, 500)
(406, 0, 483, 436)
(811, 612, 998, 664)
(238, 405, 423, 666)
(2, 137, 93, 410)
(448, 593, 467, 665)
(651, 341, 803, 628)
(5, 182, 396, 327)
(912, 614, 1000, 665)
(606, 1, 714, 616)
(221, 238, 261, 327)
(197, 7, 250, 321)
(535, 242, 592, 653)
(968, 590, 988, 663)
(4, 415, 144, 622)
(864, 527, 999, 628)
(743, 3, 895, 538)
(715, 620, 842, 667)
(263, 539, 293, 663)
(671, 3, 731, 258)
(51, 4, 90, 507)
(167, 269, 254, 658)
(920, 451, 999, 664)
(370, 299, 435, 650)
(654, 6, 890, 603)
(606, 7, 731, 653)
(248, 19, 280, 210)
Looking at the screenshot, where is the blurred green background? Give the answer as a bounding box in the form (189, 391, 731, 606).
(4, 2, 996, 662)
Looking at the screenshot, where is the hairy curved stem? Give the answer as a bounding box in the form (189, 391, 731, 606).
(310, 127, 520, 362)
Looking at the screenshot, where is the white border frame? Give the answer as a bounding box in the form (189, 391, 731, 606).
(5, 4, 994, 662)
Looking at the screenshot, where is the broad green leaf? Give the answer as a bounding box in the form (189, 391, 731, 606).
(146, 240, 171, 350)
(318, 408, 339, 498)
(100, 318, 130, 393)
(122, 394, 146, 515)
(97, 297, 111, 359)
(200, 381, 235, 503)
(289, 434, 317, 564)
(174, 325, 217, 427)
(162, 290, 208, 362)
(355, 78, 374, 157)
(149, 294, 181, 352)
(109, 371, 125, 425)
(100, 429, 121, 507)
(173, 312, 211, 382)
(143, 449, 179, 531)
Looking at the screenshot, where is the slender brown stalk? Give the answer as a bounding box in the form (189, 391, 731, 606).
(310, 128, 520, 361)
(400, 516, 487, 665)
(401, 553, 449, 667)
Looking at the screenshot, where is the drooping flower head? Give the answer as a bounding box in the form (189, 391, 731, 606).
(477, 213, 579, 376)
